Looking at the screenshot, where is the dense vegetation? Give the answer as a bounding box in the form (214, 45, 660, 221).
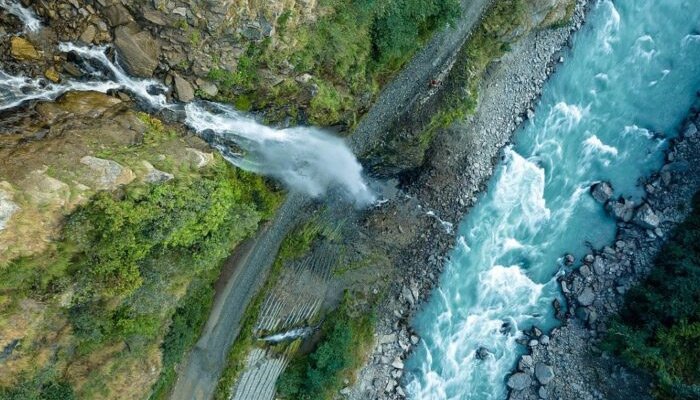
(0, 118, 282, 399)
(207, 0, 460, 125)
(605, 193, 700, 399)
(276, 293, 374, 400)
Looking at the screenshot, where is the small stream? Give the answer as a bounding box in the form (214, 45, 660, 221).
(405, 0, 700, 399)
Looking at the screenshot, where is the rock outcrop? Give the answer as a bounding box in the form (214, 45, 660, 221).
(113, 24, 161, 77)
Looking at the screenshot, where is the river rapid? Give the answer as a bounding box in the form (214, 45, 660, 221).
(405, 0, 700, 399)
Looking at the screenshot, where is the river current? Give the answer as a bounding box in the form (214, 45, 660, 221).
(405, 0, 700, 399)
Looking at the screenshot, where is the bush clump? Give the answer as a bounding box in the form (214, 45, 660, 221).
(605, 193, 700, 399)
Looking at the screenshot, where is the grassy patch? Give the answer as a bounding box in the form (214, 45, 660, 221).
(276, 292, 375, 400)
(604, 193, 700, 399)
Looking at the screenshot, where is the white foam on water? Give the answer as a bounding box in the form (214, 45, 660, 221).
(184, 102, 375, 205)
(633, 35, 656, 61)
(598, 0, 621, 53)
(0, 0, 41, 32)
(582, 135, 619, 167)
(681, 34, 700, 48)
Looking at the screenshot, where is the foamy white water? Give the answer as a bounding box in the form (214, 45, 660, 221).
(406, 0, 700, 398)
(0, 0, 41, 32)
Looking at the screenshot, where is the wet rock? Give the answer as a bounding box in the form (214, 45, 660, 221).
(633, 203, 660, 229)
(114, 24, 160, 77)
(10, 37, 40, 61)
(475, 346, 491, 360)
(590, 181, 613, 204)
(391, 359, 404, 369)
(535, 363, 554, 385)
(564, 253, 575, 265)
(174, 74, 194, 103)
(507, 372, 532, 391)
(606, 198, 634, 222)
(44, 67, 60, 83)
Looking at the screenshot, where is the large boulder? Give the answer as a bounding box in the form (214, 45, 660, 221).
(507, 372, 532, 391)
(590, 181, 613, 204)
(605, 198, 634, 222)
(80, 156, 135, 190)
(577, 286, 595, 306)
(633, 203, 660, 229)
(174, 74, 195, 103)
(535, 363, 555, 385)
(10, 37, 40, 61)
(114, 24, 161, 77)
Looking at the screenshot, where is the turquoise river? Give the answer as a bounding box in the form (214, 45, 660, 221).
(405, 0, 700, 399)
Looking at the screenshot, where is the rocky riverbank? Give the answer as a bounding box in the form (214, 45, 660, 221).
(504, 99, 700, 400)
(349, 1, 590, 398)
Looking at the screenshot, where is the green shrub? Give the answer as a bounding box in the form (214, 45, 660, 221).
(276, 293, 374, 400)
(605, 192, 700, 399)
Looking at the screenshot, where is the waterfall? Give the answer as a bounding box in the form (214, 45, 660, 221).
(0, 38, 374, 205)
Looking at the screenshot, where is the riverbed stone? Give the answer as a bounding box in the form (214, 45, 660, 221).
(633, 203, 660, 229)
(114, 24, 160, 77)
(10, 37, 40, 61)
(535, 363, 554, 385)
(590, 181, 613, 203)
(606, 198, 634, 222)
(577, 286, 595, 306)
(507, 372, 532, 391)
(174, 74, 195, 102)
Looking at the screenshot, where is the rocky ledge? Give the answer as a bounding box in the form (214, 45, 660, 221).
(350, 1, 590, 398)
(507, 100, 700, 400)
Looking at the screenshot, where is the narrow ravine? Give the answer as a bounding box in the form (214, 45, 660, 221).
(405, 0, 700, 399)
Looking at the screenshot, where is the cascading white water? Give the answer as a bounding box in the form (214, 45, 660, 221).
(0, 38, 374, 204)
(0, 0, 41, 32)
(185, 103, 375, 204)
(406, 0, 700, 398)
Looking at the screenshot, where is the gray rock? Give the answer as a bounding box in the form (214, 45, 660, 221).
(104, 4, 133, 26)
(114, 24, 161, 77)
(0, 187, 19, 231)
(475, 346, 491, 360)
(590, 181, 613, 203)
(633, 203, 660, 229)
(507, 372, 532, 391)
(684, 122, 698, 138)
(577, 286, 595, 306)
(606, 198, 634, 222)
(534, 363, 555, 385)
(518, 355, 533, 371)
(538, 385, 548, 399)
(196, 79, 218, 97)
(174, 74, 195, 102)
(142, 161, 173, 183)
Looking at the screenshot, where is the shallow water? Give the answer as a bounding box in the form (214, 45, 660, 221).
(405, 1, 700, 399)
